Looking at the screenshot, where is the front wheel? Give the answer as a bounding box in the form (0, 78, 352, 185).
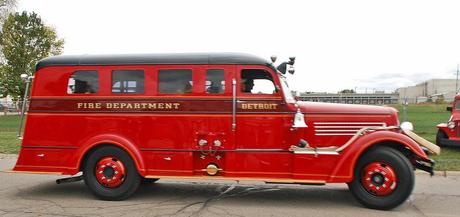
(436, 129, 448, 147)
(83, 146, 141, 200)
(348, 147, 414, 210)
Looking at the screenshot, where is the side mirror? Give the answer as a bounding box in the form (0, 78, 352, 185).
(447, 106, 453, 112)
(277, 56, 296, 75)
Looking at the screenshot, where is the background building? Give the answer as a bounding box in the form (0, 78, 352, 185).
(299, 92, 399, 105)
(396, 79, 457, 103)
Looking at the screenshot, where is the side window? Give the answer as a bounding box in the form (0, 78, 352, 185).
(241, 69, 277, 94)
(112, 70, 144, 93)
(67, 70, 99, 94)
(206, 69, 225, 94)
(158, 69, 193, 94)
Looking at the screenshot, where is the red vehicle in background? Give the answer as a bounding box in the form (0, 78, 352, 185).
(13, 53, 440, 210)
(437, 95, 460, 147)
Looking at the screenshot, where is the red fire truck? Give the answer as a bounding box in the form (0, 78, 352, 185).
(13, 53, 440, 210)
(436, 94, 460, 147)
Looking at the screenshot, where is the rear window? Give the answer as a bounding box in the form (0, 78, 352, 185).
(67, 70, 99, 94)
(158, 69, 193, 94)
(112, 70, 145, 93)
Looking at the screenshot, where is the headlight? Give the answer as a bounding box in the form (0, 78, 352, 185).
(400, 122, 414, 131)
(448, 121, 456, 129)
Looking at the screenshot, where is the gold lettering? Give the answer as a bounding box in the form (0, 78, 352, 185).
(173, 103, 180, 109)
(76, 102, 184, 110)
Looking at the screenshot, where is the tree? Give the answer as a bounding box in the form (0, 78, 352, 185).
(338, 89, 355, 94)
(0, 0, 15, 22)
(0, 0, 16, 64)
(0, 11, 64, 100)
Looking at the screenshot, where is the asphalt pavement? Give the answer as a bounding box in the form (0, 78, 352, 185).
(0, 154, 459, 217)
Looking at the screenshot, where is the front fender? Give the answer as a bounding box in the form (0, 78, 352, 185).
(437, 123, 455, 138)
(328, 130, 428, 183)
(75, 134, 146, 176)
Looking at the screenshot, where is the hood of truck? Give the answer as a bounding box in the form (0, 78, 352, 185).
(297, 101, 396, 115)
(297, 101, 399, 126)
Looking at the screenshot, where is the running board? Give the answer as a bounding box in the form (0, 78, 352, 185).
(56, 175, 83, 184)
(144, 175, 326, 185)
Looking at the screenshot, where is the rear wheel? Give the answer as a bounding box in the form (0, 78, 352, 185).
(348, 147, 414, 210)
(436, 129, 448, 147)
(83, 146, 141, 200)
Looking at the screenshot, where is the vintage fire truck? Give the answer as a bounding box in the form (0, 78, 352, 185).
(436, 94, 460, 147)
(13, 53, 440, 210)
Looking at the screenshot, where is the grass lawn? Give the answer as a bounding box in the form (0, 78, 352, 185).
(391, 103, 460, 171)
(0, 104, 459, 170)
(0, 115, 21, 154)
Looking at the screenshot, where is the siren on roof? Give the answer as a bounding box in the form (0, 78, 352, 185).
(277, 56, 296, 75)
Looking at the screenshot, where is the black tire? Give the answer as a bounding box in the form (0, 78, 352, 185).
(348, 146, 414, 210)
(436, 129, 448, 147)
(142, 178, 159, 184)
(83, 146, 141, 200)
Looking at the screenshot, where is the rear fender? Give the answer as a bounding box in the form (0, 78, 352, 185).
(328, 130, 428, 182)
(76, 134, 146, 176)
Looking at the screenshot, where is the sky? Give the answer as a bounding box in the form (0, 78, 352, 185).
(16, 0, 460, 93)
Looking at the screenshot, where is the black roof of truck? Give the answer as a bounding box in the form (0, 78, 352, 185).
(36, 53, 272, 71)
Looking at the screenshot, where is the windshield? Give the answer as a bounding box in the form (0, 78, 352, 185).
(278, 73, 295, 103)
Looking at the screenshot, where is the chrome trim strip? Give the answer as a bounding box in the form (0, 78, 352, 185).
(314, 122, 386, 125)
(315, 133, 357, 136)
(315, 129, 360, 132)
(232, 79, 236, 131)
(292, 150, 340, 155)
(314, 126, 382, 129)
(234, 149, 286, 152)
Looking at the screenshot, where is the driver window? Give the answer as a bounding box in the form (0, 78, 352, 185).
(241, 69, 277, 94)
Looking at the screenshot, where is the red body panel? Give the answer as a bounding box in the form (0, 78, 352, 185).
(14, 63, 427, 184)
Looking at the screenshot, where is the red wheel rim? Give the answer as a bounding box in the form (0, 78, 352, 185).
(361, 162, 397, 196)
(94, 156, 126, 188)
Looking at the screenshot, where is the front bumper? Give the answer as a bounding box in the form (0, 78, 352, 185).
(414, 158, 435, 176)
(437, 137, 460, 147)
(402, 129, 441, 155)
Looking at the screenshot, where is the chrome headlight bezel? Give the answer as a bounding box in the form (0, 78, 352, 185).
(448, 121, 456, 129)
